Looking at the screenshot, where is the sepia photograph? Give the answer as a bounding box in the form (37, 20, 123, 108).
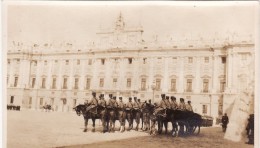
(2, 1, 259, 148)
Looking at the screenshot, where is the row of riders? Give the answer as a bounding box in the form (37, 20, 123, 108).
(74, 92, 203, 136)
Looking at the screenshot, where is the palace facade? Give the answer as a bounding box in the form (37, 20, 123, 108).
(6, 14, 255, 123)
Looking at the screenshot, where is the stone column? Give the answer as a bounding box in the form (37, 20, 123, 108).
(163, 57, 169, 92)
(212, 55, 219, 93)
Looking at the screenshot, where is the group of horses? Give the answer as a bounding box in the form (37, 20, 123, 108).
(74, 101, 203, 136)
(41, 104, 54, 112)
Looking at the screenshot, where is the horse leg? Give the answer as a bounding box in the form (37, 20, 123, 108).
(164, 121, 168, 134)
(84, 118, 88, 132)
(92, 118, 95, 132)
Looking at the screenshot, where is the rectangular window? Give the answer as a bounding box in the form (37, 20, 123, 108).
(74, 78, 79, 89)
(188, 57, 193, 63)
(155, 79, 161, 90)
(113, 78, 117, 87)
(63, 78, 67, 89)
(10, 96, 14, 104)
(203, 79, 209, 93)
(173, 57, 177, 63)
(88, 59, 92, 65)
(204, 57, 209, 63)
(141, 78, 146, 91)
(202, 105, 207, 114)
(101, 59, 105, 65)
(40, 98, 43, 106)
(65, 60, 69, 65)
(42, 78, 46, 88)
(73, 99, 77, 108)
(127, 78, 131, 88)
(14, 77, 18, 87)
(7, 59, 10, 64)
(33, 61, 37, 66)
(52, 78, 56, 89)
(44, 60, 47, 65)
(51, 98, 54, 105)
(77, 60, 80, 65)
(128, 58, 132, 64)
(221, 57, 226, 64)
(29, 97, 32, 105)
(171, 79, 176, 91)
(31, 78, 36, 88)
(186, 79, 192, 92)
(17, 59, 20, 64)
(99, 78, 104, 87)
(86, 78, 91, 89)
(143, 58, 147, 64)
(220, 80, 226, 92)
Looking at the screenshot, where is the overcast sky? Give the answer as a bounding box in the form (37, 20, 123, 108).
(6, 2, 257, 46)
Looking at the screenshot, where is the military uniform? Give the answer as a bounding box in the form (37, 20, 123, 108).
(108, 97, 118, 108)
(178, 98, 186, 111)
(154, 94, 167, 115)
(186, 101, 193, 112)
(98, 96, 106, 108)
(165, 96, 171, 109)
(170, 96, 178, 110)
(126, 98, 134, 130)
(118, 97, 126, 131)
(86, 92, 98, 112)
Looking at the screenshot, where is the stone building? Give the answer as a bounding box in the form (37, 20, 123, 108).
(6, 14, 254, 123)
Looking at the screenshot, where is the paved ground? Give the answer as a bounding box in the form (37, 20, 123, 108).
(7, 110, 254, 148)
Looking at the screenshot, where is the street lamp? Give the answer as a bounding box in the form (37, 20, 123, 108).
(151, 81, 156, 103)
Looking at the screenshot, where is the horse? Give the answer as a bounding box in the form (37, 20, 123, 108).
(141, 102, 154, 131)
(73, 104, 108, 133)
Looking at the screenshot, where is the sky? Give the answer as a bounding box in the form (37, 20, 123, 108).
(5, 1, 258, 46)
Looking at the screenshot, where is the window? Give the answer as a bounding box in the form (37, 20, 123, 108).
(52, 78, 56, 89)
(173, 57, 177, 63)
(143, 58, 147, 64)
(14, 77, 18, 87)
(33, 61, 37, 66)
(220, 80, 226, 92)
(241, 54, 247, 60)
(40, 98, 43, 106)
(74, 78, 79, 89)
(17, 59, 20, 64)
(141, 78, 146, 91)
(44, 60, 47, 65)
(29, 97, 32, 105)
(203, 79, 209, 93)
(202, 105, 207, 114)
(221, 57, 226, 64)
(99, 78, 104, 87)
(10, 96, 14, 104)
(188, 57, 193, 63)
(128, 58, 132, 64)
(31, 78, 36, 88)
(77, 60, 80, 65)
(62, 98, 67, 105)
(101, 59, 105, 65)
(42, 78, 46, 88)
(155, 79, 161, 90)
(88, 59, 92, 65)
(113, 78, 117, 87)
(86, 78, 91, 89)
(73, 99, 77, 108)
(7, 59, 10, 64)
(186, 79, 192, 92)
(127, 78, 131, 88)
(65, 60, 69, 65)
(63, 78, 67, 89)
(204, 57, 209, 63)
(171, 79, 176, 91)
(50, 98, 54, 105)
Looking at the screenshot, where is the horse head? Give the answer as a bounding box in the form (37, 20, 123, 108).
(74, 105, 83, 116)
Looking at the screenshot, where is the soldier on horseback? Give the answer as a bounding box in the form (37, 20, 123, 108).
(186, 101, 193, 112)
(126, 97, 134, 130)
(98, 94, 107, 133)
(170, 96, 178, 110)
(178, 98, 186, 111)
(154, 94, 167, 115)
(165, 96, 171, 110)
(86, 92, 98, 114)
(118, 97, 126, 132)
(133, 97, 141, 131)
(107, 95, 118, 132)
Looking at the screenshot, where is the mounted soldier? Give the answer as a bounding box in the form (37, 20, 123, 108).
(118, 97, 126, 132)
(170, 96, 178, 110)
(165, 96, 171, 110)
(126, 97, 134, 130)
(178, 98, 186, 111)
(154, 94, 167, 115)
(98, 94, 107, 133)
(186, 101, 193, 112)
(107, 95, 118, 132)
(86, 92, 98, 114)
(132, 97, 141, 131)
